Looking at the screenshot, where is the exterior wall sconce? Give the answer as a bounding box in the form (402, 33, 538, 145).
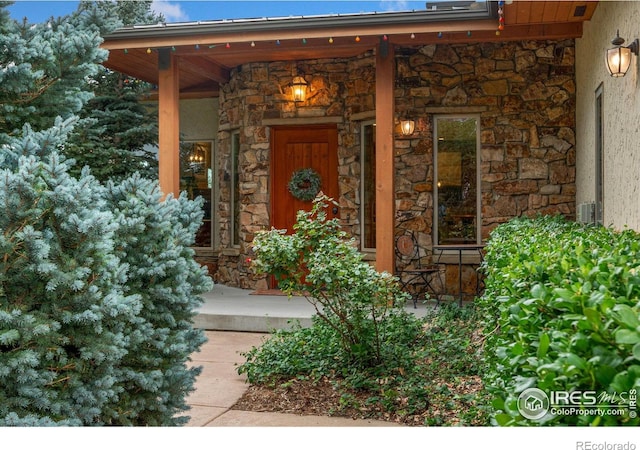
(606, 30, 639, 77)
(291, 76, 308, 102)
(400, 119, 415, 136)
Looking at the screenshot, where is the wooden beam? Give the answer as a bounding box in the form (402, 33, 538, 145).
(375, 38, 395, 275)
(179, 55, 230, 83)
(157, 48, 180, 200)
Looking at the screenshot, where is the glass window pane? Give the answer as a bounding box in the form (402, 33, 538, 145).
(180, 141, 213, 247)
(435, 117, 478, 245)
(362, 122, 376, 250)
(231, 133, 240, 247)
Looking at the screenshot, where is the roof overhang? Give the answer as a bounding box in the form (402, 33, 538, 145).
(101, 1, 598, 98)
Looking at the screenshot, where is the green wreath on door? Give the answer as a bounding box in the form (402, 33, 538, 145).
(288, 168, 322, 201)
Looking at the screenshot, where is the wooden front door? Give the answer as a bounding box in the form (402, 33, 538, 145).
(271, 125, 339, 233)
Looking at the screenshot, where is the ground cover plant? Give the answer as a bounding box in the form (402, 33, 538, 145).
(478, 215, 640, 426)
(236, 196, 489, 425)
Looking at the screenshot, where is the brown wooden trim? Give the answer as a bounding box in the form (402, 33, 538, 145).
(157, 49, 180, 199)
(375, 40, 395, 275)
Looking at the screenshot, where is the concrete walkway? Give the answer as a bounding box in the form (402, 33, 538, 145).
(183, 284, 427, 426)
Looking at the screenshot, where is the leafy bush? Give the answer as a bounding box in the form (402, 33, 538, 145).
(478, 215, 640, 426)
(250, 195, 415, 369)
(0, 127, 211, 426)
(242, 195, 489, 425)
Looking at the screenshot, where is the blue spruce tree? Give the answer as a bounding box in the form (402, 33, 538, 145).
(1, 3, 212, 425)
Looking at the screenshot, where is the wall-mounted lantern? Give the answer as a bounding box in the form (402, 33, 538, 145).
(606, 30, 639, 78)
(400, 119, 415, 136)
(291, 75, 308, 102)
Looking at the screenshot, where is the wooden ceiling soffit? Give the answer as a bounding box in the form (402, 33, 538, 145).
(178, 55, 230, 84)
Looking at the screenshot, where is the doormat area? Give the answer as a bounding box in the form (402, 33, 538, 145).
(249, 289, 287, 296)
(250, 289, 309, 296)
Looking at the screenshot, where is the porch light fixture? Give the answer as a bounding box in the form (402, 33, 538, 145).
(400, 119, 415, 136)
(606, 30, 639, 77)
(291, 76, 308, 102)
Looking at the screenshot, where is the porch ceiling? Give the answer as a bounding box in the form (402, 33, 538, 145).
(101, 1, 598, 98)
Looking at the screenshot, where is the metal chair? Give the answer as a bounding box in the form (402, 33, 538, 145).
(395, 232, 444, 308)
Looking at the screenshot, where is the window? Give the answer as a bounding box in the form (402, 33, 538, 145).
(595, 83, 604, 225)
(231, 132, 241, 247)
(434, 116, 480, 245)
(180, 141, 213, 247)
(360, 121, 376, 250)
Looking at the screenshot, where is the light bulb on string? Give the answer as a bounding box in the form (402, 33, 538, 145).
(355, 36, 360, 42)
(410, 33, 415, 39)
(146, 48, 151, 54)
(250, 41, 255, 47)
(328, 37, 334, 44)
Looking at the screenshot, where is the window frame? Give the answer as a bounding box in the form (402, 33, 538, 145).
(433, 114, 482, 247)
(180, 139, 215, 249)
(360, 119, 376, 252)
(595, 83, 604, 226)
(230, 131, 241, 248)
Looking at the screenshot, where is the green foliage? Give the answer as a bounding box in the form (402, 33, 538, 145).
(64, 1, 161, 182)
(102, 175, 212, 425)
(0, 141, 211, 426)
(243, 196, 489, 425)
(478, 215, 640, 426)
(0, 150, 137, 425)
(238, 303, 489, 425)
(0, 4, 106, 138)
(251, 195, 413, 368)
(0, 4, 211, 424)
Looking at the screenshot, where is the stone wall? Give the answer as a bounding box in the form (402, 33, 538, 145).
(215, 53, 376, 289)
(214, 40, 577, 293)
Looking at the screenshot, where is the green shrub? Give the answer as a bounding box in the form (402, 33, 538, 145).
(478, 215, 640, 426)
(250, 195, 415, 369)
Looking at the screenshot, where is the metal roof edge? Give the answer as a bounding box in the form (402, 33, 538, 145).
(104, 6, 497, 41)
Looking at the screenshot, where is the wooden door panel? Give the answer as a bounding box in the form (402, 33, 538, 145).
(271, 126, 339, 233)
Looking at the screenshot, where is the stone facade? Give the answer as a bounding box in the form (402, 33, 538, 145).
(213, 40, 577, 294)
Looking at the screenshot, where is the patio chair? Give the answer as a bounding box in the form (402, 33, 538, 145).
(395, 231, 444, 308)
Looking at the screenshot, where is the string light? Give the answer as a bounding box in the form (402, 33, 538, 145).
(498, 0, 505, 31)
(355, 36, 360, 42)
(225, 42, 230, 48)
(250, 41, 255, 47)
(437, 32, 443, 38)
(328, 37, 333, 44)
(171, 46, 176, 52)
(146, 48, 151, 54)
(123, 49, 128, 54)
(302, 38, 307, 45)
(195, 44, 200, 50)
(276, 39, 281, 45)
(410, 33, 415, 39)
(467, 31, 472, 37)
(382, 34, 388, 41)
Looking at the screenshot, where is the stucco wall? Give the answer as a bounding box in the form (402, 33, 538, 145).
(576, 1, 640, 230)
(179, 98, 219, 140)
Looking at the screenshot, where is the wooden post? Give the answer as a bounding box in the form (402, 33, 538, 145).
(157, 48, 180, 199)
(375, 39, 395, 274)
